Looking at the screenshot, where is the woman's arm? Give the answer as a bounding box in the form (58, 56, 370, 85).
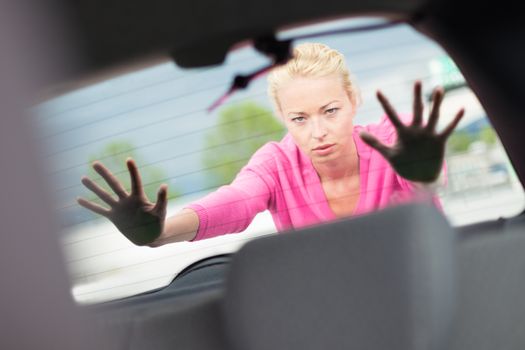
(147, 208, 199, 247)
(79, 152, 275, 246)
(181, 163, 275, 242)
(151, 162, 274, 246)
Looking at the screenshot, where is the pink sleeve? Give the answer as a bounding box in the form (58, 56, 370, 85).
(185, 164, 275, 242)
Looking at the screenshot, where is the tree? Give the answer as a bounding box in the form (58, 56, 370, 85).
(202, 102, 286, 187)
(480, 125, 497, 146)
(85, 140, 179, 208)
(446, 130, 474, 153)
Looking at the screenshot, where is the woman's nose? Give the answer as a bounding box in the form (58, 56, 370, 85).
(311, 118, 328, 139)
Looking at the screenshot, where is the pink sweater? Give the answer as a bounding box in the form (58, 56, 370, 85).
(186, 115, 443, 241)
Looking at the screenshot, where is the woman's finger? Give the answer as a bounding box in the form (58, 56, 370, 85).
(440, 108, 465, 139)
(127, 158, 144, 197)
(92, 161, 128, 198)
(426, 87, 444, 131)
(360, 132, 393, 159)
(153, 184, 168, 213)
(377, 91, 403, 130)
(81, 176, 118, 206)
(77, 197, 111, 217)
(412, 81, 424, 126)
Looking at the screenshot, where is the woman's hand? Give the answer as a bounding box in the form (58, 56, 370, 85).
(77, 158, 168, 246)
(359, 81, 465, 183)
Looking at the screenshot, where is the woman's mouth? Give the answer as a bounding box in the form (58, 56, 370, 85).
(312, 143, 335, 155)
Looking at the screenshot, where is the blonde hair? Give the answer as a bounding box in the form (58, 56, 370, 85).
(267, 42, 361, 113)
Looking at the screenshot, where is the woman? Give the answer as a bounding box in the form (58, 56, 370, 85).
(77, 43, 464, 246)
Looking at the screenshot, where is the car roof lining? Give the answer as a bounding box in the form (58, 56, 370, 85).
(58, 0, 427, 73)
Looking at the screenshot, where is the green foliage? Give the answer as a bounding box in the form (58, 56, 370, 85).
(480, 126, 497, 145)
(446, 125, 499, 154)
(447, 130, 474, 153)
(86, 140, 178, 206)
(202, 102, 286, 186)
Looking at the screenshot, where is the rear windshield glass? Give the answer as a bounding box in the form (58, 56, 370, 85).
(34, 17, 525, 304)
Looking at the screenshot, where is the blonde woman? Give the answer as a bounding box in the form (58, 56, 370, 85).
(78, 43, 464, 246)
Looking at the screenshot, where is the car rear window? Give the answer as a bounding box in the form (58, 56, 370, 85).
(34, 17, 525, 303)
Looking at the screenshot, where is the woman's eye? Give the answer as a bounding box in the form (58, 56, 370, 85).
(326, 108, 339, 115)
(292, 116, 306, 123)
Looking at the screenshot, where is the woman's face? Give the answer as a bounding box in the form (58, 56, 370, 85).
(277, 74, 357, 164)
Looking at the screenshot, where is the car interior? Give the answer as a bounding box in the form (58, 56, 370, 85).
(1, 0, 524, 349)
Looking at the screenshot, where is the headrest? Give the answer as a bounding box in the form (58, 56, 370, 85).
(223, 204, 457, 350)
